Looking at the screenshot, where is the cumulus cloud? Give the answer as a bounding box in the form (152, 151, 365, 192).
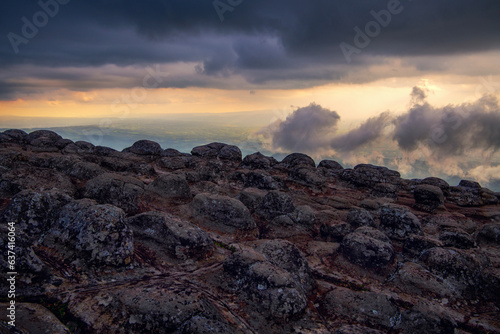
(258, 86, 500, 188)
(331, 112, 392, 152)
(394, 92, 500, 157)
(258, 103, 340, 153)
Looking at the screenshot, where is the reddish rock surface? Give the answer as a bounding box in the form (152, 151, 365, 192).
(1, 129, 500, 333)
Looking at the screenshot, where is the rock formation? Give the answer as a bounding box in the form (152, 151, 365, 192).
(0, 129, 500, 333)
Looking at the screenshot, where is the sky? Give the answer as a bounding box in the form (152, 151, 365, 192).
(1, 1, 500, 188)
(1, 0, 499, 122)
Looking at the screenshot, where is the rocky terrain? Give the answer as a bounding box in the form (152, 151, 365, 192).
(0, 129, 499, 334)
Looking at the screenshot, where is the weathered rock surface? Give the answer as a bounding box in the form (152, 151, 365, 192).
(123, 139, 163, 156)
(341, 227, 395, 269)
(191, 142, 242, 161)
(190, 193, 256, 232)
(414, 184, 445, 212)
(380, 204, 423, 240)
(84, 173, 145, 214)
(146, 173, 191, 199)
(240, 152, 278, 170)
(126, 211, 214, 260)
(257, 190, 295, 220)
(42, 199, 134, 266)
(1, 129, 499, 333)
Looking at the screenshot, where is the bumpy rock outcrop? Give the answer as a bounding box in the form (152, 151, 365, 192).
(126, 211, 214, 260)
(84, 173, 145, 214)
(1, 129, 500, 334)
(191, 142, 242, 161)
(190, 193, 256, 232)
(42, 199, 134, 267)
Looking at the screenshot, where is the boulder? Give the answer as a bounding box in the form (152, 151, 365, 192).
(256, 239, 315, 293)
(0, 225, 45, 274)
(2, 129, 27, 142)
(243, 171, 280, 190)
(318, 159, 343, 171)
(190, 193, 256, 232)
(84, 173, 145, 214)
(124, 139, 163, 156)
(341, 164, 400, 188)
(420, 247, 489, 297)
(74, 284, 231, 334)
(393, 262, 455, 298)
(240, 152, 278, 170)
(146, 173, 191, 199)
(223, 248, 308, 319)
(420, 177, 450, 197)
(380, 204, 423, 240)
(158, 156, 189, 170)
(44, 199, 133, 266)
(341, 227, 395, 269)
(346, 207, 376, 228)
(414, 184, 444, 212)
(371, 182, 398, 199)
(448, 186, 499, 207)
(458, 180, 482, 189)
(126, 211, 214, 260)
(438, 228, 476, 249)
(403, 235, 443, 258)
(320, 221, 352, 242)
(237, 187, 267, 213)
(0, 190, 72, 239)
(191, 142, 242, 162)
(74, 140, 95, 154)
(322, 287, 400, 328)
(476, 223, 500, 245)
(67, 161, 104, 180)
(289, 166, 326, 188)
(257, 191, 295, 220)
(94, 145, 118, 156)
(26, 130, 62, 147)
(279, 153, 315, 169)
(289, 205, 316, 226)
(0, 303, 71, 334)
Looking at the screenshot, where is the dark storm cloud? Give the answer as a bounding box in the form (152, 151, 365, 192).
(1, 0, 500, 98)
(259, 103, 341, 152)
(331, 112, 392, 152)
(394, 93, 500, 156)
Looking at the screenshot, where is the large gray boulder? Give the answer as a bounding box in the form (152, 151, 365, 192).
(223, 248, 308, 319)
(279, 153, 315, 169)
(240, 152, 278, 170)
(414, 184, 444, 212)
(125, 139, 163, 156)
(257, 191, 295, 220)
(256, 239, 315, 293)
(126, 211, 214, 260)
(341, 164, 401, 188)
(43, 199, 133, 267)
(380, 204, 423, 240)
(322, 287, 400, 328)
(191, 142, 242, 162)
(146, 173, 191, 199)
(0, 190, 72, 239)
(190, 193, 256, 232)
(84, 173, 145, 214)
(341, 227, 395, 269)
